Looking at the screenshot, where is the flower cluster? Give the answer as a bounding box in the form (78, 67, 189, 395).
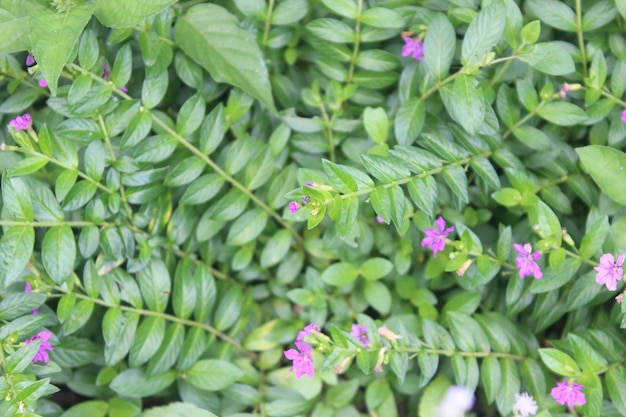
(9, 113, 32, 131)
(283, 323, 319, 379)
(421, 216, 454, 258)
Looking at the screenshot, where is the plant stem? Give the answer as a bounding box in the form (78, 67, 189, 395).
(0, 220, 100, 227)
(575, 0, 588, 77)
(262, 0, 276, 49)
(346, 0, 364, 83)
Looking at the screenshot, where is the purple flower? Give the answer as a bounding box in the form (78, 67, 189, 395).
(351, 324, 369, 348)
(513, 392, 538, 417)
(436, 385, 475, 417)
(421, 216, 454, 258)
(121, 85, 128, 92)
(26, 54, 35, 67)
(284, 340, 314, 379)
(402, 36, 424, 61)
(24, 282, 39, 315)
(305, 182, 314, 187)
(622, 109, 626, 123)
(376, 215, 385, 224)
(25, 331, 53, 364)
(288, 201, 299, 214)
(9, 114, 32, 131)
(551, 380, 585, 409)
(594, 253, 624, 291)
(559, 83, 570, 98)
(297, 323, 319, 344)
(38, 79, 48, 88)
(513, 243, 543, 279)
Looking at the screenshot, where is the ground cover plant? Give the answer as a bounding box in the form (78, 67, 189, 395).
(1, 0, 626, 416)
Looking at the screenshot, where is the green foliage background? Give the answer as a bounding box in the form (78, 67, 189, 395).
(1, 0, 626, 416)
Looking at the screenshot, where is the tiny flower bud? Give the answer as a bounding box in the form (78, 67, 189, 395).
(374, 347, 386, 373)
(456, 259, 473, 276)
(616, 292, 625, 304)
(378, 325, 402, 341)
(334, 356, 352, 374)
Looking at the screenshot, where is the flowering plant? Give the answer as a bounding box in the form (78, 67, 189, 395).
(1, 0, 626, 416)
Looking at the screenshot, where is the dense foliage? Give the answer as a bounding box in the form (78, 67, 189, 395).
(1, 0, 626, 416)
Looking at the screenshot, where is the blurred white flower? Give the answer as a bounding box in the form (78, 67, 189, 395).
(513, 392, 538, 417)
(436, 385, 475, 417)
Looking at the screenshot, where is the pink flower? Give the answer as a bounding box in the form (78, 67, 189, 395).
(376, 215, 385, 224)
(351, 324, 369, 348)
(550, 380, 585, 409)
(288, 201, 299, 213)
(24, 282, 39, 315)
(622, 109, 626, 123)
(121, 86, 128, 92)
(594, 253, 624, 291)
(26, 54, 35, 66)
(559, 83, 570, 98)
(421, 216, 454, 258)
(38, 79, 47, 88)
(9, 114, 32, 131)
(284, 340, 314, 379)
(402, 36, 424, 61)
(513, 243, 542, 279)
(25, 331, 54, 363)
(297, 323, 319, 344)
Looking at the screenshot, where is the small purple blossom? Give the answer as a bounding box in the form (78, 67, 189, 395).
(436, 385, 475, 417)
(351, 324, 369, 348)
(9, 114, 32, 131)
(622, 109, 626, 123)
(25, 331, 53, 364)
(26, 54, 35, 67)
(559, 83, 570, 98)
(421, 216, 454, 258)
(38, 79, 48, 88)
(305, 182, 314, 187)
(376, 215, 385, 224)
(402, 36, 424, 61)
(289, 201, 299, 214)
(594, 253, 624, 291)
(551, 380, 586, 409)
(297, 323, 320, 344)
(513, 243, 543, 279)
(120, 85, 128, 92)
(513, 392, 538, 417)
(24, 282, 39, 315)
(284, 340, 314, 379)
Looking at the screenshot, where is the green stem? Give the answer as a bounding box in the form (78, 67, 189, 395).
(97, 115, 134, 219)
(3, 146, 115, 195)
(262, 0, 276, 49)
(599, 87, 626, 107)
(346, 0, 364, 83)
(56, 288, 257, 359)
(318, 101, 336, 162)
(575, 0, 588, 77)
(503, 102, 544, 139)
(403, 346, 526, 361)
(0, 220, 100, 227)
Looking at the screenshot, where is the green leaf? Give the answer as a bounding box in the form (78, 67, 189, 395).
(361, 257, 393, 280)
(495, 359, 520, 415)
(6, 155, 49, 177)
(461, 2, 506, 67)
(60, 401, 108, 417)
(164, 156, 205, 187)
(408, 176, 438, 218)
(142, 402, 218, 417)
(147, 323, 185, 376)
(30, 4, 95, 96)
(42, 225, 76, 284)
(364, 281, 391, 315)
(110, 368, 176, 398)
(538, 348, 581, 377)
(260, 230, 292, 268)
(363, 107, 389, 144)
(527, 0, 577, 32)
(579, 215, 609, 258)
(214, 286, 243, 331)
(0, 0, 45, 53)
(5, 339, 42, 374)
(576, 145, 626, 206)
(442, 75, 485, 135)
(423, 14, 455, 80)
(104, 310, 140, 365)
(62, 181, 98, 211)
(226, 209, 268, 246)
(321, 262, 359, 286)
(138, 258, 171, 313)
(306, 19, 355, 44)
(361, 154, 410, 183)
(2, 176, 34, 221)
(394, 98, 425, 146)
(129, 317, 166, 368)
(537, 101, 587, 126)
(518, 42, 575, 76)
(186, 359, 243, 391)
(174, 4, 276, 113)
(63, 300, 94, 336)
(481, 356, 501, 404)
(606, 367, 626, 412)
(582, 1, 617, 31)
(320, 0, 357, 19)
(100, 3, 173, 26)
(272, 0, 308, 25)
(322, 159, 358, 193)
(0, 292, 46, 321)
(360, 7, 404, 29)
(172, 263, 196, 320)
(492, 188, 522, 207)
(176, 94, 206, 137)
